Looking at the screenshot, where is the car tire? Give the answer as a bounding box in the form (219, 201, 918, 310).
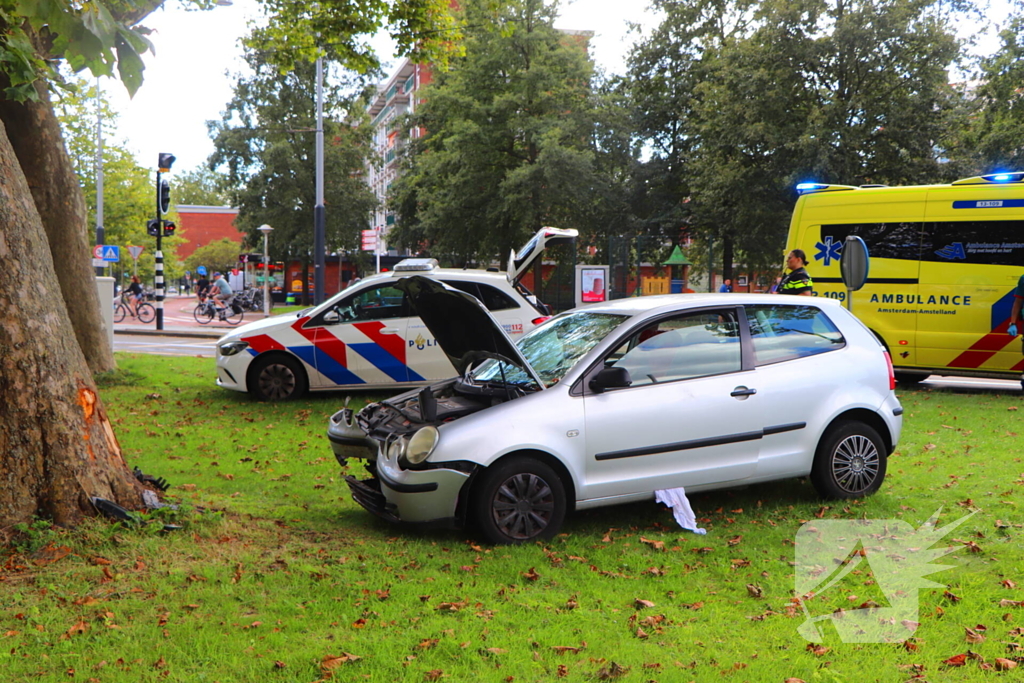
(811, 420, 887, 499)
(472, 457, 566, 545)
(249, 354, 308, 402)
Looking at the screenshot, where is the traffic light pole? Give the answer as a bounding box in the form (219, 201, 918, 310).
(155, 168, 164, 330)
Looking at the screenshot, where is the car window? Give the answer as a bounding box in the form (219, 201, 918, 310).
(609, 310, 742, 387)
(471, 311, 628, 387)
(338, 284, 409, 321)
(745, 305, 845, 366)
(441, 280, 519, 311)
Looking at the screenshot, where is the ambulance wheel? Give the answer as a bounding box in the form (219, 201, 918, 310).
(249, 354, 308, 402)
(811, 420, 887, 499)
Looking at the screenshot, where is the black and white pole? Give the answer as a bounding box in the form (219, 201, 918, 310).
(155, 153, 175, 330)
(313, 55, 326, 306)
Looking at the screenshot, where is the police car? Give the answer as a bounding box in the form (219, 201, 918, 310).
(215, 227, 577, 400)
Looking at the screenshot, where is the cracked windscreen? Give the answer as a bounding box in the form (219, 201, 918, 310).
(471, 311, 629, 387)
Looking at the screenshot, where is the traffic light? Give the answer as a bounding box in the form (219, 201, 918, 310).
(147, 218, 161, 237)
(158, 153, 176, 172)
(158, 178, 170, 213)
(162, 220, 176, 237)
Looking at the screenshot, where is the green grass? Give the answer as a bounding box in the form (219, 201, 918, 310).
(2, 356, 1023, 682)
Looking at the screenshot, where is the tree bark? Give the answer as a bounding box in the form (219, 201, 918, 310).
(0, 79, 116, 375)
(0, 117, 140, 528)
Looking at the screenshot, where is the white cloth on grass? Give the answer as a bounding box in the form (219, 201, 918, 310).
(655, 487, 707, 535)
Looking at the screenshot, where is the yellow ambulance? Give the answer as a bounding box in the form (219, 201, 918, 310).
(785, 172, 1024, 384)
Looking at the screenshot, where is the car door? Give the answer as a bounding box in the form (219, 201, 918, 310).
(581, 308, 761, 500)
(300, 283, 418, 387)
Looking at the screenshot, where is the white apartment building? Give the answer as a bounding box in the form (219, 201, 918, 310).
(366, 59, 432, 254)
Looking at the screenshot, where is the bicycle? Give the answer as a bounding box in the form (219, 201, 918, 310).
(114, 293, 155, 323)
(235, 286, 272, 313)
(194, 298, 244, 326)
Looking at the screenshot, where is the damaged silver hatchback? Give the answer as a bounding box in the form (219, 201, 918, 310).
(331, 277, 903, 544)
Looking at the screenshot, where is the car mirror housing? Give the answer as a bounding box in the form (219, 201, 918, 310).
(323, 310, 341, 324)
(589, 366, 632, 393)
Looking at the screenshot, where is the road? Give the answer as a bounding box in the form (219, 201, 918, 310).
(114, 332, 219, 358)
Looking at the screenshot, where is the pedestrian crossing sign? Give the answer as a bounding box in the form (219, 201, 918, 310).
(101, 245, 120, 262)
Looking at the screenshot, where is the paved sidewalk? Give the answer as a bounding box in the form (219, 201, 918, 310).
(113, 296, 265, 338)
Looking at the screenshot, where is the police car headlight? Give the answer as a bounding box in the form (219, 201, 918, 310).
(387, 436, 407, 461)
(404, 426, 439, 465)
(219, 341, 249, 357)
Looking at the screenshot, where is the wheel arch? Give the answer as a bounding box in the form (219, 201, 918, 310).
(244, 349, 310, 399)
(457, 448, 578, 523)
(824, 408, 894, 455)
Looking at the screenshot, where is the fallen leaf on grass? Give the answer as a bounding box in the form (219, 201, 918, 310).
(639, 537, 665, 552)
(424, 670, 444, 681)
(746, 584, 763, 598)
(965, 627, 986, 644)
(321, 653, 361, 674)
(806, 644, 829, 656)
(999, 599, 1024, 607)
(557, 664, 569, 677)
(995, 658, 1019, 671)
(943, 653, 968, 667)
(634, 598, 655, 609)
(641, 566, 667, 576)
(436, 600, 468, 612)
(943, 590, 961, 602)
(552, 642, 587, 655)
(727, 535, 743, 547)
(522, 567, 541, 581)
(416, 639, 439, 650)
(596, 661, 629, 679)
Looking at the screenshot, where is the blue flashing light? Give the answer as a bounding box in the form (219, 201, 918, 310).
(796, 182, 829, 194)
(981, 171, 1023, 183)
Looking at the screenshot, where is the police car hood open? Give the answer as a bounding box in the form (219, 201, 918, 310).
(396, 276, 545, 387)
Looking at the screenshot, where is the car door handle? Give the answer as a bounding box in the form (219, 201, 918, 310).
(380, 328, 400, 335)
(730, 386, 757, 398)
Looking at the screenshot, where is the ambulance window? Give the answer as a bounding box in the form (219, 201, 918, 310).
(821, 222, 922, 261)
(925, 221, 1024, 266)
(745, 305, 845, 366)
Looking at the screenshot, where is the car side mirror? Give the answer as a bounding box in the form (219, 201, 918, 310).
(323, 310, 341, 324)
(589, 366, 632, 393)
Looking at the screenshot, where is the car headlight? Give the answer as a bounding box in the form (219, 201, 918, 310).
(218, 340, 250, 357)
(387, 436, 407, 461)
(405, 426, 439, 465)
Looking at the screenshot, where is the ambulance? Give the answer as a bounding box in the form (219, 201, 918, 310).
(215, 227, 577, 400)
(785, 172, 1024, 385)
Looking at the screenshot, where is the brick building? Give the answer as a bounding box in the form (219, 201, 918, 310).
(175, 205, 243, 260)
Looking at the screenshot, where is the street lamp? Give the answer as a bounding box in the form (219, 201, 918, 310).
(257, 224, 274, 317)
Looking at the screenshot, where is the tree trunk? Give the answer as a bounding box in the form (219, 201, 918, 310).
(0, 117, 141, 528)
(722, 235, 734, 283)
(0, 79, 116, 375)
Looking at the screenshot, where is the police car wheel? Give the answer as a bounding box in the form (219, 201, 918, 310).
(472, 457, 566, 545)
(811, 420, 887, 499)
(249, 354, 308, 402)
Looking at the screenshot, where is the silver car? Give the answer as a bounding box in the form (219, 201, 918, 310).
(331, 277, 903, 544)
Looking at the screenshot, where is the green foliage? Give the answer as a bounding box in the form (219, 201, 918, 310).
(209, 47, 378, 266)
(183, 237, 245, 274)
(174, 164, 232, 206)
(627, 0, 975, 275)
(54, 77, 183, 283)
(390, 0, 606, 262)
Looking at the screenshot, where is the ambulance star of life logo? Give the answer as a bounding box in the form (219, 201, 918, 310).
(794, 509, 975, 643)
(814, 236, 844, 266)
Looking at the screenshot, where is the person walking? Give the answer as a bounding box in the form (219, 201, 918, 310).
(776, 249, 815, 296)
(719, 278, 733, 293)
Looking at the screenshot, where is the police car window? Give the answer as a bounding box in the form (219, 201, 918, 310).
(343, 285, 408, 321)
(609, 310, 741, 387)
(745, 305, 845, 366)
(440, 281, 518, 311)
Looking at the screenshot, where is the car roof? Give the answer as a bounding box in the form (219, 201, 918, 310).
(360, 267, 513, 287)
(576, 293, 844, 318)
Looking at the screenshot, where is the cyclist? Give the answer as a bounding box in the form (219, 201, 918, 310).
(210, 271, 234, 318)
(125, 275, 144, 317)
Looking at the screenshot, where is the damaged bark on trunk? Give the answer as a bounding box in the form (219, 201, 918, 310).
(0, 117, 141, 528)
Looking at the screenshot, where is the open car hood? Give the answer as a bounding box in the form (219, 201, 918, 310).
(396, 276, 545, 388)
(506, 226, 578, 284)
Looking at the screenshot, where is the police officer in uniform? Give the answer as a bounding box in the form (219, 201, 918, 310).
(777, 249, 814, 296)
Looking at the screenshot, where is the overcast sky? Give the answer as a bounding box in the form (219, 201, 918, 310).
(102, 0, 1008, 176)
(101, 0, 660, 174)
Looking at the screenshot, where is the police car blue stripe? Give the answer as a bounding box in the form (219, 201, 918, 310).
(292, 346, 366, 386)
(349, 342, 425, 382)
